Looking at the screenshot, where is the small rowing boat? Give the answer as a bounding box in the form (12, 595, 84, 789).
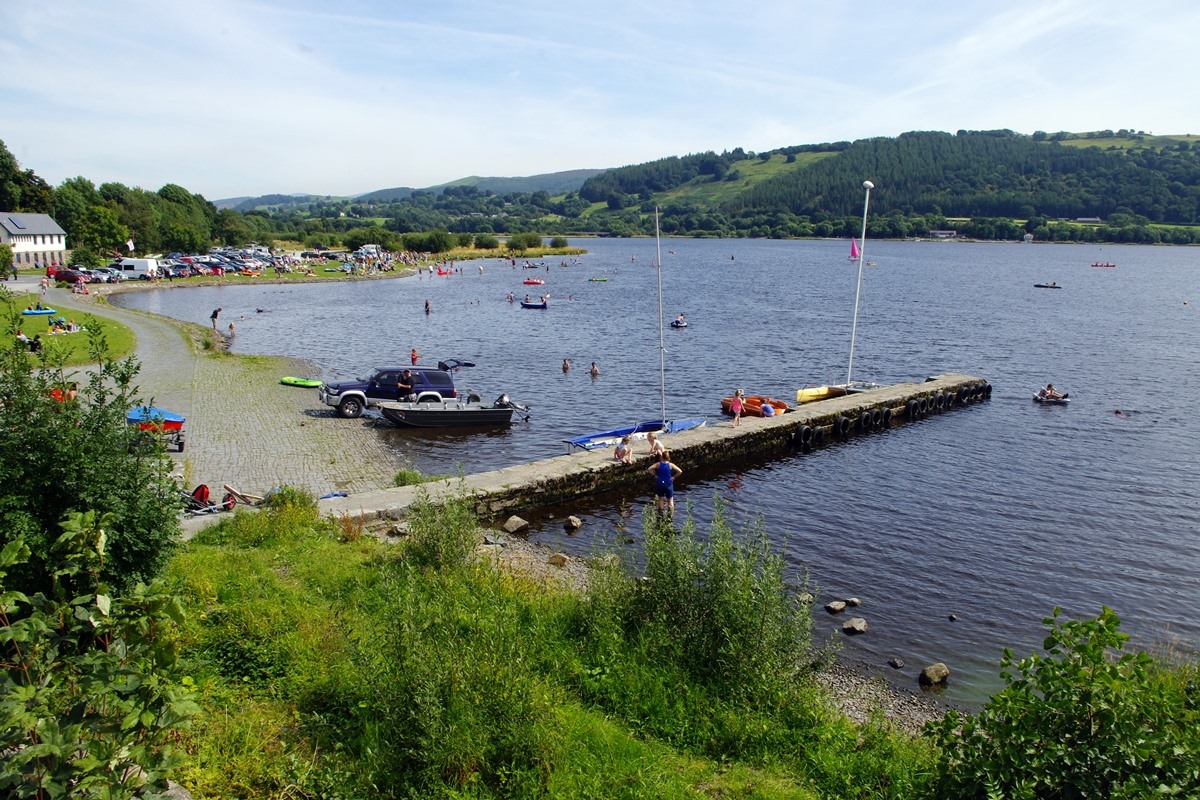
(587, 277, 608, 282)
(1034, 283, 1061, 289)
(22, 307, 57, 316)
(523, 278, 545, 285)
(721, 395, 790, 417)
(795, 385, 850, 404)
(520, 301, 547, 309)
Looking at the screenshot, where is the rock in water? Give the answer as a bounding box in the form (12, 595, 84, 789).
(919, 662, 951, 686)
(888, 658, 905, 669)
(842, 617, 868, 635)
(825, 600, 847, 614)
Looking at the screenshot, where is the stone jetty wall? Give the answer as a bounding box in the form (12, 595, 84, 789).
(314, 373, 990, 525)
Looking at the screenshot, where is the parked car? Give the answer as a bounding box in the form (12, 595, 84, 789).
(318, 366, 458, 418)
(51, 269, 90, 285)
(92, 267, 122, 283)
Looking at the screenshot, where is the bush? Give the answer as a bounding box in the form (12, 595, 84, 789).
(0, 301, 180, 594)
(402, 490, 478, 570)
(351, 565, 562, 795)
(549, 236, 569, 248)
(927, 607, 1200, 798)
(631, 503, 815, 703)
(0, 514, 197, 799)
(473, 233, 499, 250)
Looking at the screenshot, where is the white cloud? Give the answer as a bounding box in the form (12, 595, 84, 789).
(2, 0, 1196, 198)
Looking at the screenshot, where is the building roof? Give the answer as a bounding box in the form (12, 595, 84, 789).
(0, 213, 67, 237)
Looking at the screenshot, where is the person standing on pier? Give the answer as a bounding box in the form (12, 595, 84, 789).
(730, 389, 745, 426)
(649, 450, 683, 516)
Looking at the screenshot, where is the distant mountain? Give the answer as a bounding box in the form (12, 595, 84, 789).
(215, 168, 607, 212)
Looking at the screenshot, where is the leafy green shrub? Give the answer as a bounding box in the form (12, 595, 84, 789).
(632, 502, 814, 703)
(549, 236, 569, 248)
(0, 305, 180, 594)
(0, 513, 197, 799)
(351, 566, 563, 795)
(402, 490, 478, 569)
(927, 607, 1200, 798)
(473, 233, 500, 250)
(393, 467, 430, 486)
(262, 484, 317, 510)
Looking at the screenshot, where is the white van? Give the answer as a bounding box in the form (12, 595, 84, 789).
(112, 258, 159, 280)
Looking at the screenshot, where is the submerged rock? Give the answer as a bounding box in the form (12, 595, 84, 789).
(919, 662, 951, 686)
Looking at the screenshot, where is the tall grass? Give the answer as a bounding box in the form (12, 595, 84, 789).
(169, 490, 938, 799)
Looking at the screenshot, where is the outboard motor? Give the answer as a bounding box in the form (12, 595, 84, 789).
(494, 394, 529, 411)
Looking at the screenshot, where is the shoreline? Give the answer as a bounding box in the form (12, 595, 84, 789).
(43, 271, 975, 733)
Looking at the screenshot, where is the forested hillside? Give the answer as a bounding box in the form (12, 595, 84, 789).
(724, 130, 1200, 222)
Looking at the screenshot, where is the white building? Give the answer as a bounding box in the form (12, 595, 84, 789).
(0, 212, 68, 268)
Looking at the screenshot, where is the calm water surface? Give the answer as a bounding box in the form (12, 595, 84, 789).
(116, 239, 1200, 704)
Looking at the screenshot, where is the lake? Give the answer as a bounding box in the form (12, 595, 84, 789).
(114, 238, 1200, 704)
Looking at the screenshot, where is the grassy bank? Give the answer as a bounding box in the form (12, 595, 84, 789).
(3, 291, 136, 365)
(168, 495, 935, 799)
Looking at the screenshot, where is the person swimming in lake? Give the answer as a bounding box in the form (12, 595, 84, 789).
(589, 361, 600, 377)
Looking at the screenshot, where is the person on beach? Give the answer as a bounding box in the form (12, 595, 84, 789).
(730, 389, 745, 426)
(210, 307, 222, 329)
(647, 431, 665, 457)
(761, 399, 776, 417)
(590, 361, 600, 377)
(648, 450, 683, 516)
(614, 435, 633, 464)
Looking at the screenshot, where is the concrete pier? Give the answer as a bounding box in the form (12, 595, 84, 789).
(313, 373, 991, 526)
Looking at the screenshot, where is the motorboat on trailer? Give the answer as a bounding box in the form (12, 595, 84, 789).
(380, 393, 530, 428)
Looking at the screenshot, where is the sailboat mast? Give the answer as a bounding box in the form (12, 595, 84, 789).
(655, 208, 667, 422)
(846, 180, 874, 387)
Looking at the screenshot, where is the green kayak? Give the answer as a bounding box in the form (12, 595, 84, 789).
(280, 376, 321, 388)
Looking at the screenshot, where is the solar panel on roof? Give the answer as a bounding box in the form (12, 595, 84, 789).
(8, 217, 26, 229)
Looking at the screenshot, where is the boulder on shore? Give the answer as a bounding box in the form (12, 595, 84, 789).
(919, 662, 951, 686)
(502, 515, 529, 533)
(564, 515, 583, 532)
(547, 552, 569, 567)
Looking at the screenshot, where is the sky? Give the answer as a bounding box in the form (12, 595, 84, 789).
(3, 0, 1197, 201)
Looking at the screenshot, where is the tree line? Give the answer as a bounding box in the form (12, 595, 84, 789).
(4, 129, 1199, 263)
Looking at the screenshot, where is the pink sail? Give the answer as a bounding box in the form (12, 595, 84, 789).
(848, 238, 860, 261)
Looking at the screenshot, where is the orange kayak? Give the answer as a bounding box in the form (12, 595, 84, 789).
(720, 395, 790, 417)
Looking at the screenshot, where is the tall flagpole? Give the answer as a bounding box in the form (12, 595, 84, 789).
(846, 180, 874, 387)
